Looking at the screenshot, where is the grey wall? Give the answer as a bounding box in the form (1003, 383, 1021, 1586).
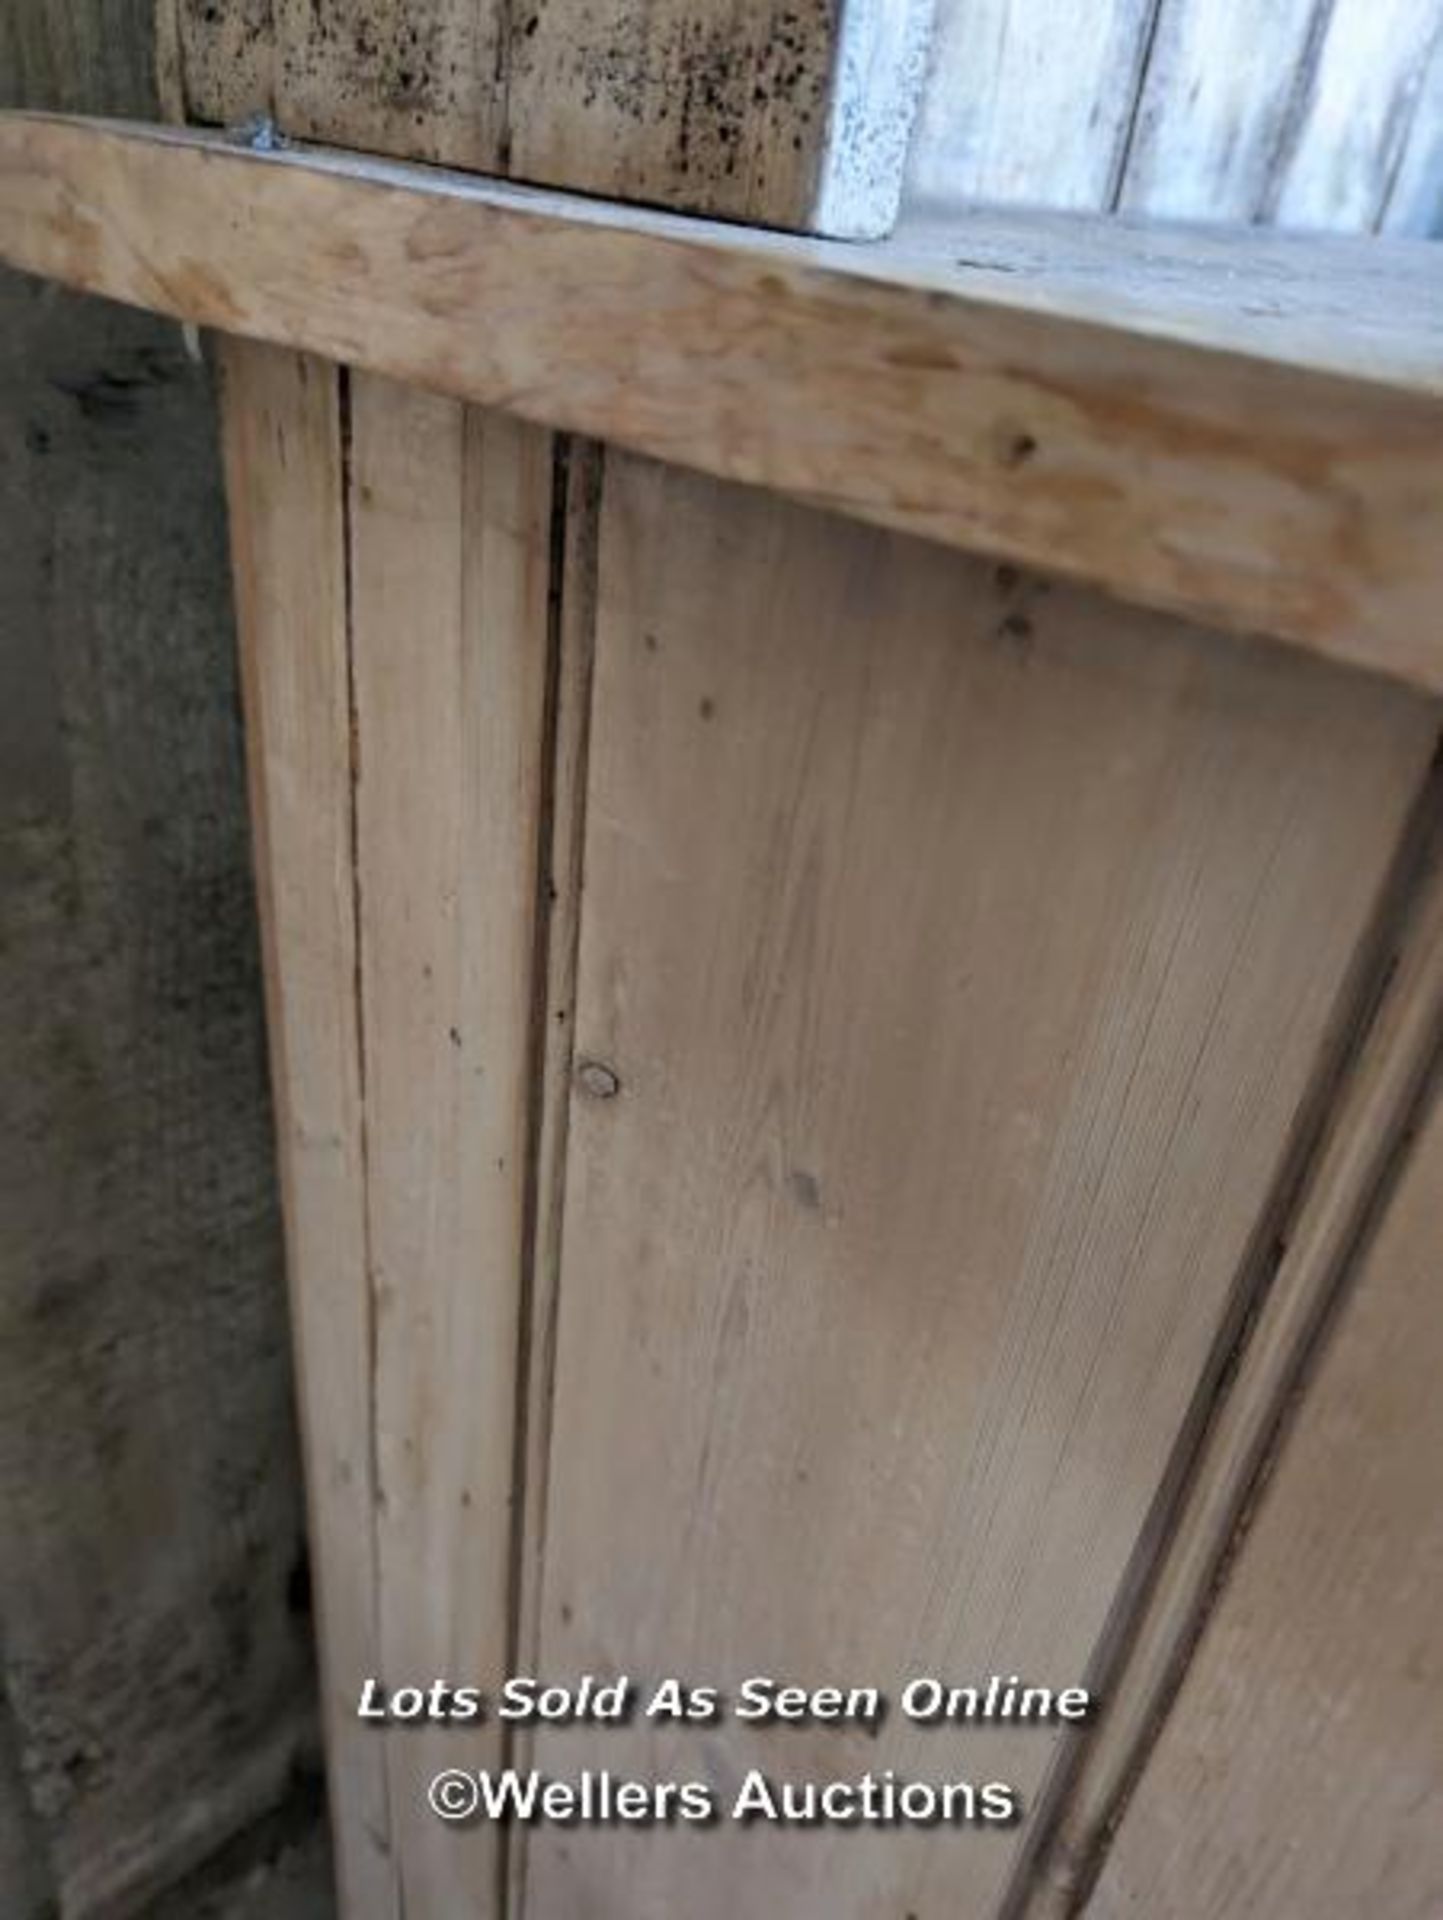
(0, 6, 316, 1913)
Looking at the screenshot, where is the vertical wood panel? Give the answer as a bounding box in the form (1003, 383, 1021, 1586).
(1269, 0, 1443, 229)
(1084, 1073, 1443, 1919)
(224, 345, 558, 1918)
(176, 0, 931, 236)
(347, 375, 556, 1917)
(1119, 0, 1443, 229)
(220, 338, 395, 1920)
(1011, 809, 1443, 1918)
(907, 0, 1443, 233)
(1381, 26, 1443, 234)
(526, 456, 1437, 1920)
(905, 0, 1157, 209)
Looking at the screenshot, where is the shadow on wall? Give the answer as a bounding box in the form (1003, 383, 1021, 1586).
(0, 259, 317, 1916)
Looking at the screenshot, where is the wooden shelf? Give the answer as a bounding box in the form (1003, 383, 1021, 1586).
(2, 112, 1441, 690)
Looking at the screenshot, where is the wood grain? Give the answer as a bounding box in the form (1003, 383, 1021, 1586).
(346, 377, 556, 1916)
(271, 0, 504, 173)
(508, 439, 604, 1920)
(905, 0, 1157, 210)
(1013, 806, 1443, 1917)
(1268, 0, 1443, 230)
(1083, 1072, 1443, 1919)
(226, 353, 560, 1918)
(505, 0, 933, 235)
(525, 455, 1437, 1920)
(173, 0, 275, 130)
(908, 0, 1443, 237)
(173, 0, 930, 236)
(1118, 0, 1443, 230)
(219, 338, 395, 1920)
(3, 117, 1442, 691)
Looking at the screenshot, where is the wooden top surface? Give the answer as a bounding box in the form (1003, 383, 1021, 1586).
(2, 113, 1441, 691)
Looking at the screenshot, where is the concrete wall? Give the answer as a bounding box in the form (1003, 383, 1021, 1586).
(0, 6, 317, 1912)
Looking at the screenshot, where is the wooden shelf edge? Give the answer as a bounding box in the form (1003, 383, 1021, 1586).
(3, 112, 1441, 692)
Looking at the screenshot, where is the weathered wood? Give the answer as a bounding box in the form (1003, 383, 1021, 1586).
(3, 117, 1442, 692)
(505, 0, 933, 234)
(170, 0, 274, 131)
(1118, 0, 1443, 229)
(170, 0, 931, 236)
(349, 374, 555, 1916)
(1268, 0, 1443, 230)
(219, 338, 388, 1920)
(0, 0, 156, 114)
(271, 0, 504, 173)
(1083, 1070, 1443, 1918)
(909, 0, 1443, 236)
(224, 342, 561, 1918)
(525, 453, 1437, 1920)
(1118, 0, 1335, 221)
(1382, 27, 1443, 234)
(1013, 803, 1443, 1917)
(905, 0, 1157, 210)
(0, 1675, 53, 1920)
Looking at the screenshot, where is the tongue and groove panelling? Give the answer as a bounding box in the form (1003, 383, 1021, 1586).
(524, 454, 1438, 1920)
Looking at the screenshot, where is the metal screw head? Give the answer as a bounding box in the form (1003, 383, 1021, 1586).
(576, 1058, 621, 1100)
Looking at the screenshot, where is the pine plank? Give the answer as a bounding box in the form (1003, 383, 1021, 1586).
(1084, 1073, 1443, 1918)
(1118, 0, 1333, 221)
(223, 347, 560, 1918)
(218, 338, 396, 1920)
(905, 0, 1156, 210)
(524, 454, 1437, 1920)
(4, 117, 1443, 690)
(1014, 813, 1443, 1916)
(345, 375, 556, 1916)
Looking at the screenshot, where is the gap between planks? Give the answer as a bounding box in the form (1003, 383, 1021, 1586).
(504, 437, 605, 1920)
(1003, 747, 1443, 1920)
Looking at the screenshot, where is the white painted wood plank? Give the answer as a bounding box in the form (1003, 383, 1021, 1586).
(1382, 23, 1443, 233)
(1118, 0, 1325, 220)
(905, 0, 1157, 210)
(1272, 0, 1443, 230)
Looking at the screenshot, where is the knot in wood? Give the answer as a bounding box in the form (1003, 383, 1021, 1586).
(576, 1058, 621, 1100)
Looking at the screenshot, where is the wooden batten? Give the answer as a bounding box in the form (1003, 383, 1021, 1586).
(219, 341, 398, 1919)
(163, 0, 933, 237)
(1, 115, 1441, 689)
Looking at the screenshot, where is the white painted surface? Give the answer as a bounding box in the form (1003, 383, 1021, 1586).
(906, 0, 1156, 209)
(908, 0, 1443, 233)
